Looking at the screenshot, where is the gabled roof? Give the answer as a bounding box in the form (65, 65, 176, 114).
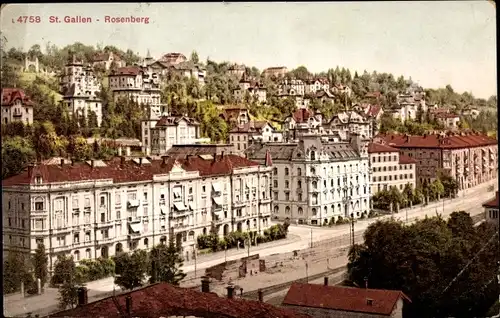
(283, 283, 410, 316)
(48, 282, 309, 318)
(1, 88, 35, 107)
(483, 192, 499, 209)
(2, 155, 259, 187)
(155, 116, 200, 127)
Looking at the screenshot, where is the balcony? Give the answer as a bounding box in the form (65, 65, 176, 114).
(97, 237, 114, 244)
(232, 200, 247, 208)
(127, 216, 142, 223)
(72, 242, 82, 247)
(169, 210, 190, 218)
(172, 223, 191, 231)
(127, 200, 140, 209)
(95, 220, 114, 229)
(50, 246, 69, 253)
(13, 111, 22, 117)
(259, 197, 272, 204)
(50, 227, 72, 235)
(232, 215, 247, 223)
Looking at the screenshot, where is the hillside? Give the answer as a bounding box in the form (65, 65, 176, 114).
(19, 72, 62, 103)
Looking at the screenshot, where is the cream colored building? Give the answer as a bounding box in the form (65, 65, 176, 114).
(1, 88, 34, 125)
(2, 149, 272, 272)
(278, 79, 306, 96)
(247, 133, 371, 225)
(149, 116, 201, 155)
(434, 113, 461, 129)
(326, 110, 372, 140)
(368, 142, 417, 194)
(229, 121, 283, 155)
(60, 55, 103, 126)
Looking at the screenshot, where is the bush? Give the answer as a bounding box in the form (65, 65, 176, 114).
(75, 258, 115, 283)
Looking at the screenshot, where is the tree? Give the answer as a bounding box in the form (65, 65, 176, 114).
(148, 243, 187, 285)
(32, 243, 48, 289)
(114, 250, 148, 291)
(2, 136, 36, 179)
(53, 255, 81, 309)
(190, 50, 199, 64)
(4, 252, 33, 294)
(347, 215, 499, 318)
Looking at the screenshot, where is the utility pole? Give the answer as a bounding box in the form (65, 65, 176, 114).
(310, 228, 313, 248)
(343, 175, 353, 248)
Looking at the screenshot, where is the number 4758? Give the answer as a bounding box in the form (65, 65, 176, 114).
(17, 16, 41, 23)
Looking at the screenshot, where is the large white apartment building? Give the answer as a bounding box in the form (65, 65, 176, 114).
(60, 55, 103, 126)
(368, 142, 417, 194)
(2, 149, 272, 272)
(247, 133, 371, 225)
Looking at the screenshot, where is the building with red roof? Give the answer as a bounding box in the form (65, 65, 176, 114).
(373, 131, 498, 189)
(2, 149, 273, 273)
(47, 281, 310, 318)
(482, 191, 499, 227)
(1, 88, 34, 125)
(282, 282, 410, 318)
(368, 142, 417, 195)
(91, 51, 125, 71)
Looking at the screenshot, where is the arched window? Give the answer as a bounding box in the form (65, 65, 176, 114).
(311, 167, 316, 175)
(297, 167, 302, 175)
(310, 151, 316, 160)
(274, 206, 279, 214)
(312, 181, 318, 189)
(324, 206, 328, 214)
(298, 207, 303, 215)
(285, 206, 290, 214)
(74, 250, 80, 261)
(331, 205, 335, 213)
(85, 248, 91, 259)
(285, 168, 289, 176)
(312, 208, 317, 215)
(144, 238, 149, 247)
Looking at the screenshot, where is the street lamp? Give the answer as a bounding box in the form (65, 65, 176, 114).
(342, 175, 354, 247)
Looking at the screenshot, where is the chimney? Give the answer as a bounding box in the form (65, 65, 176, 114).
(120, 156, 125, 167)
(324, 277, 329, 286)
(60, 159, 64, 167)
(161, 156, 169, 166)
(139, 157, 143, 166)
(77, 287, 88, 306)
(258, 289, 263, 302)
(201, 276, 210, 293)
(226, 283, 235, 299)
(91, 159, 95, 168)
(125, 296, 132, 315)
(366, 298, 374, 306)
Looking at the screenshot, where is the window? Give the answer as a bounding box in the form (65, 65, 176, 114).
(285, 181, 289, 189)
(312, 208, 317, 215)
(312, 181, 317, 189)
(285, 206, 290, 214)
(100, 196, 105, 206)
(35, 199, 44, 211)
(285, 168, 289, 176)
(273, 180, 278, 187)
(297, 168, 302, 175)
(273, 192, 278, 200)
(298, 180, 302, 189)
(311, 167, 316, 175)
(144, 192, 148, 200)
(310, 151, 316, 160)
(85, 231, 91, 242)
(298, 192, 303, 201)
(74, 233, 80, 243)
(285, 192, 290, 201)
(273, 168, 278, 175)
(115, 193, 121, 205)
(84, 197, 91, 208)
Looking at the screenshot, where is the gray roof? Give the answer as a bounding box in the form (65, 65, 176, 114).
(246, 140, 360, 162)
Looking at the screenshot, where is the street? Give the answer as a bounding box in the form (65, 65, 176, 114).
(4, 178, 497, 317)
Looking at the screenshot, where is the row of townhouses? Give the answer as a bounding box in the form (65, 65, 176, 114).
(2, 145, 273, 272)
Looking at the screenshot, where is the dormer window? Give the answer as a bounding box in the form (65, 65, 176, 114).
(34, 175, 42, 184)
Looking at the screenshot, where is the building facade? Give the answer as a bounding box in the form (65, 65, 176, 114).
(368, 142, 417, 194)
(92, 52, 126, 71)
(1, 88, 34, 125)
(234, 77, 267, 104)
(326, 110, 372, 140)
(149, 116, 201, 155)
(262, 66, 288, 79)
(247, 133, 371, 225)
(229, 121, 283, 155)
(374, 132, 498, 189)
(60, 55, 103, 126)
(278, 79, 306, 96)
(482, 191, 499, 227)
(2, 152, 272, 272)
(304, 78, 330, 95)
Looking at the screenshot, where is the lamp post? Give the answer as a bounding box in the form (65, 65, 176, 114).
(342, 175, 354, 247)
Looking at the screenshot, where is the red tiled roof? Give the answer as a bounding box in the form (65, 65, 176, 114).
(292, 108, 314, 123)
(399, 154, 417, 164)
(368, 142, 398, 154)
(1, 88, 34, 106)
(48, 283, 310, 318)
(375, 133, 497, 149)
(366, 105, 381, 117)
(2, 155, 259, 187)
(283, 283, 410, 316)
(229, 121, 269, 133)
(109, 66, 142, 76)
(483, 192, 499, 209)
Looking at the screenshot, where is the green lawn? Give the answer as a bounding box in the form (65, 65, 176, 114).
(20, 72, 63, 103)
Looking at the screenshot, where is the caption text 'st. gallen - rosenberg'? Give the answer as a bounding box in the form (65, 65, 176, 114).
(47, 16, 150, 24)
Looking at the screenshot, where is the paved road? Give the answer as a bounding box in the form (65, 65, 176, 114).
(4, 179, 497, 317)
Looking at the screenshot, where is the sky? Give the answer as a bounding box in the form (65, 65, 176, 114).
(1, 2, 496, 98)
